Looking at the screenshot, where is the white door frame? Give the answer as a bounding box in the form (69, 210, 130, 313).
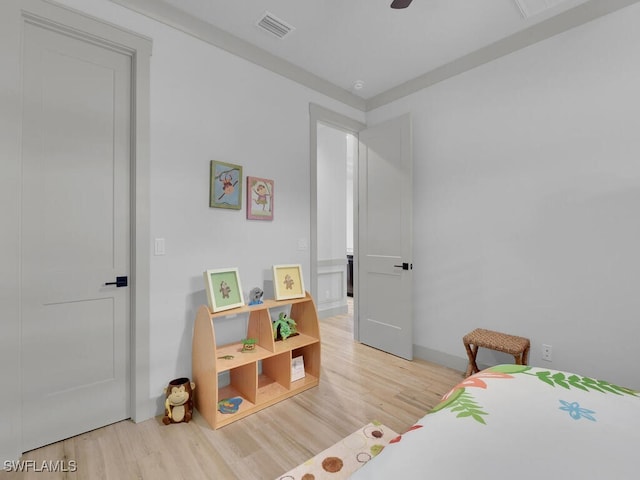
(309, 104, 365, 333)
(1, 0, 152, 458)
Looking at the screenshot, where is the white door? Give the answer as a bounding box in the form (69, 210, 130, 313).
(21, 19, 131, 451)
(357, 114, 413, 359)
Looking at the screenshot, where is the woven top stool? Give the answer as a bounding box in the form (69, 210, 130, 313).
(463, 328, 530, 377)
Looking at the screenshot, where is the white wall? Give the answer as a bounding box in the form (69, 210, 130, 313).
(0, 0, 364, 460)
(367, 2, 640, 389)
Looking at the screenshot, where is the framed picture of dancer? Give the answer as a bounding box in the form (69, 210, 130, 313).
(247, 176, 274, 220)
(210, 160, 242, 209)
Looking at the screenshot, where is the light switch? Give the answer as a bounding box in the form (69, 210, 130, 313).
(297, 238, 308, 251)
(154, 238, 166, 255)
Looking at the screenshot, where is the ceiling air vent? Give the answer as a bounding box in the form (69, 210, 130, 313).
(514, 0, 568, 18)
(256, 11, 295, 39)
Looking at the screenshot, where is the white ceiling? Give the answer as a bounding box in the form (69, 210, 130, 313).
(112, 0, 634, 110)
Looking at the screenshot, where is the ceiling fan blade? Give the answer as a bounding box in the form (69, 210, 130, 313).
(391, 0, 413, 8)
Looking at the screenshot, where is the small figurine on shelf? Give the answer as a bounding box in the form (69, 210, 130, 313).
(241, 338, 257, 352)
(248, 287, 264, 306)
(272, 312, 297, 341)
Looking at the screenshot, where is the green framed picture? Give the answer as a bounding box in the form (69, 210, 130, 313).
(203, 268, 245, 312)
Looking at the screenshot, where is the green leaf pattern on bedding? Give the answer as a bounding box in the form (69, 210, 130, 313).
(449, 390, 488, 424)
(527, 369, 638, 395)
(431, 365, 638, 425)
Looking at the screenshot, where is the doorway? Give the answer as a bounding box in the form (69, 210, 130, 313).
(316, 123, 357, 317)
(309, 105, 365, 332)
(310, 105, 413, 358)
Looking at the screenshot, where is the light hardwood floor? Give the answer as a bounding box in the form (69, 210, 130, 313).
(7, 305, 463, 480)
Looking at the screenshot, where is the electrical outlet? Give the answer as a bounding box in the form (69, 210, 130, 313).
(542, 344, 552, 362)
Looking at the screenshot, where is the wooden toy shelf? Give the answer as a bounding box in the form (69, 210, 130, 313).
(192, 292, 321, 429)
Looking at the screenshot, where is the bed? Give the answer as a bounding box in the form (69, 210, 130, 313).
(352, 364, 640, 480)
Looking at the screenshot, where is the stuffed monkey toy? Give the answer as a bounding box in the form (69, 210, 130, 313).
(162, 377, 196, 425)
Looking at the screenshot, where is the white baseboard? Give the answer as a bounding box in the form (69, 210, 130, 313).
(413, 344, 486, 373)
(318, 304, 348, 319)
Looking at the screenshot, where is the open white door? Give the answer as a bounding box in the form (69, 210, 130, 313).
(357, 114, 413, 359)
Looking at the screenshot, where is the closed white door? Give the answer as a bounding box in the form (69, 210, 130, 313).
(357, 114, 413, 359)
(21, 19, 131, 451)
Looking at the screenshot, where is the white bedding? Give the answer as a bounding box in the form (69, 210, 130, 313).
(352, 365, 640, 480)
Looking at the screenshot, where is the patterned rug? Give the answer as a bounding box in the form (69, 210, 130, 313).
(276, 421, 398, 480)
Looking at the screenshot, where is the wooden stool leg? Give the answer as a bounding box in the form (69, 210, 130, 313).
(464, 343, 479, 377)
(513, 346, 531, 367)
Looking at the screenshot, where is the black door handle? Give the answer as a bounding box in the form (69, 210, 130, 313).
(393, 262, 412, 270)
(105, 276, 128, 287)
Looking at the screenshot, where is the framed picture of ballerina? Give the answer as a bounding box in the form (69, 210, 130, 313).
(246, 176, 274, 220)
(210, 160, 242, 209)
